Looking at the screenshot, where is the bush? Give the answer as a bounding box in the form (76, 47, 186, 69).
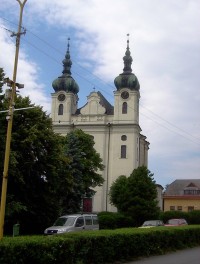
(187, 210, 200, 224)
(160, 210, 200, 225)
(1, 226, 200, 264)
(98, 212, 133, 229)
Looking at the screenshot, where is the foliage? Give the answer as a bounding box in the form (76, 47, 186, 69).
(0, 67, 5, 93)
(62, 129, 104, 213)
(0, 89, 72, 234)
(160, 210, 200, 225)
(109, 166, 160, 226)
(98, 211, 133, 229)
(1, 226, 200, 264)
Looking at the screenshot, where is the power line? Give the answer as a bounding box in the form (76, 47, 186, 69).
(1, 16, 200, 146)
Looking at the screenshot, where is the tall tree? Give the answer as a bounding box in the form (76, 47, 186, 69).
(109, 166, 160, 226)
(0, 90, 72, 234)
(63, 129, 104, 213)
(0, 68, 5, 107)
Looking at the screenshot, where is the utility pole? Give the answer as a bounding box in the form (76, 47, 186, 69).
(0, 0, 27, 240)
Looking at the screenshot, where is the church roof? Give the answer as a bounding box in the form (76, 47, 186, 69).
(52, 38, 79, 94)
(164, 179, 200, 196)
(97, 91, 114, 115)
(75, 91, 114, 115)
(114, 35, 140, 91)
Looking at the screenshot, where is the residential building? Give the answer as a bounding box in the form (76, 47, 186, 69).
(163, 179, 200, 212)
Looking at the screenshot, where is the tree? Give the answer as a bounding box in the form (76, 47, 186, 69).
(0, 68, 5, 108)
(0, 87, 72, 233)
(63, 129, 104, 213)
(109, 166, 160, 226)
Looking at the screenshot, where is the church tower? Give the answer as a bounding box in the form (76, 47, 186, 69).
(51, 37, 149, 212)
(51, 38, 79, 128)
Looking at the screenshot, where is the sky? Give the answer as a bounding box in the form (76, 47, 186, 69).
(0, 0, 200, 188)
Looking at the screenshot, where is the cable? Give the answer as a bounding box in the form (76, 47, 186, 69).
(1, 16, 200, 146)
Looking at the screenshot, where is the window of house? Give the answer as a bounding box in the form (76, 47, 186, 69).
(170, 206, 175, 211)
(58, 104, 63, 115)
(121, 145, 126, 158)
(184, 189, 200, 195)
(122, 102, 127, 114)
(177, 206, 182, 211)
(188, 206, 194, 212)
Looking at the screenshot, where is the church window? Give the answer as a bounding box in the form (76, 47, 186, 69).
(122, 102, 127, 114)
(121, 135, 127, 141)
(121, 145, 127, 158)
(58, 104, 63, 115)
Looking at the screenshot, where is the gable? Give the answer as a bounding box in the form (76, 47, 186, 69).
(79, 91, 114, 116)
(164, 179, 200, 196)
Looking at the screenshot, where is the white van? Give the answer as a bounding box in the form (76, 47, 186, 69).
(44, 213, 99, 235)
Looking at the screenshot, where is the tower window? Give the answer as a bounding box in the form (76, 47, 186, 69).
(122, 102, 127, 114)
(121, 145, 127, 158)
(58, 104, 63, 115)
(121, 135, 127, 141)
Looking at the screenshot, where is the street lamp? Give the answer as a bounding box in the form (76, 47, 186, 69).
(0, 0, 27, 239)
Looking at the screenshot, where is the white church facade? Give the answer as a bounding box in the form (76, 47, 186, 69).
(51, 39, 149, 212)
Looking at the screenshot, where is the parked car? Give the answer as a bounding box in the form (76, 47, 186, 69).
(139, 220, 164, 228)
(44, 213, 99, 235)
(165, 218, 188, 226)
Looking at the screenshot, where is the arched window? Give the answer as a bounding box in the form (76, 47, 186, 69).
(58, 104, 63, 115)
(122, 102, 127, 114)
(121, 145, 127, 158)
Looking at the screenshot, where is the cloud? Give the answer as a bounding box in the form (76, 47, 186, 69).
(0, 18, 51, 112)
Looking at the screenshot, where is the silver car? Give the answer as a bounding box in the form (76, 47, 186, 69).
(44, 213, 99, 235)
(139, 220, 164, 228)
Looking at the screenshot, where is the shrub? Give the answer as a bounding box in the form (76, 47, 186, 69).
(159, 211, 189, 223)
(160, 210, 200, 225)
(98, 212, 133, 229)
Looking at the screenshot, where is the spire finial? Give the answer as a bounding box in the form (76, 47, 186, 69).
(122, 33, 132, 73)
(67, 37, 70, 52)
(127, 33, 130, 48)
(62, 37, 72, 75)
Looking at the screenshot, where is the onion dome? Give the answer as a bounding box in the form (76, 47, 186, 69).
(52, 38, 79, 94)
(114, 34, 140, 91)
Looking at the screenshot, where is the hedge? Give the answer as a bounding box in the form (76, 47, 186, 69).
(0, 226, 200, 264)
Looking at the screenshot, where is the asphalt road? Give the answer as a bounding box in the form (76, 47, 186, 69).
(126, 246, 200, 264)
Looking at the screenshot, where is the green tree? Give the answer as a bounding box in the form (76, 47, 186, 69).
(0, 91, 72, 234)
(63, 129, 104, 213)
(0, 68, 5, 107)
(109, 166, 160, 226)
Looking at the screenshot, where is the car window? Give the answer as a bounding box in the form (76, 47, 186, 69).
(75, 217, 84, 227)
(168, 219, 178, 225)
(92, 215, 99, 225)
(85, 216, 92, 225)
(53, 217, 75, 226)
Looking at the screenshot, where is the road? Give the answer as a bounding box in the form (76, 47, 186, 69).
(126, 246, 200, 264)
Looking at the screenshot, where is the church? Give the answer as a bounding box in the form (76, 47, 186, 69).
(51, 38, 149, 212)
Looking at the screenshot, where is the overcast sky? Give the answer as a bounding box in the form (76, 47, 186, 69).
(0, 0, 200, 188)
